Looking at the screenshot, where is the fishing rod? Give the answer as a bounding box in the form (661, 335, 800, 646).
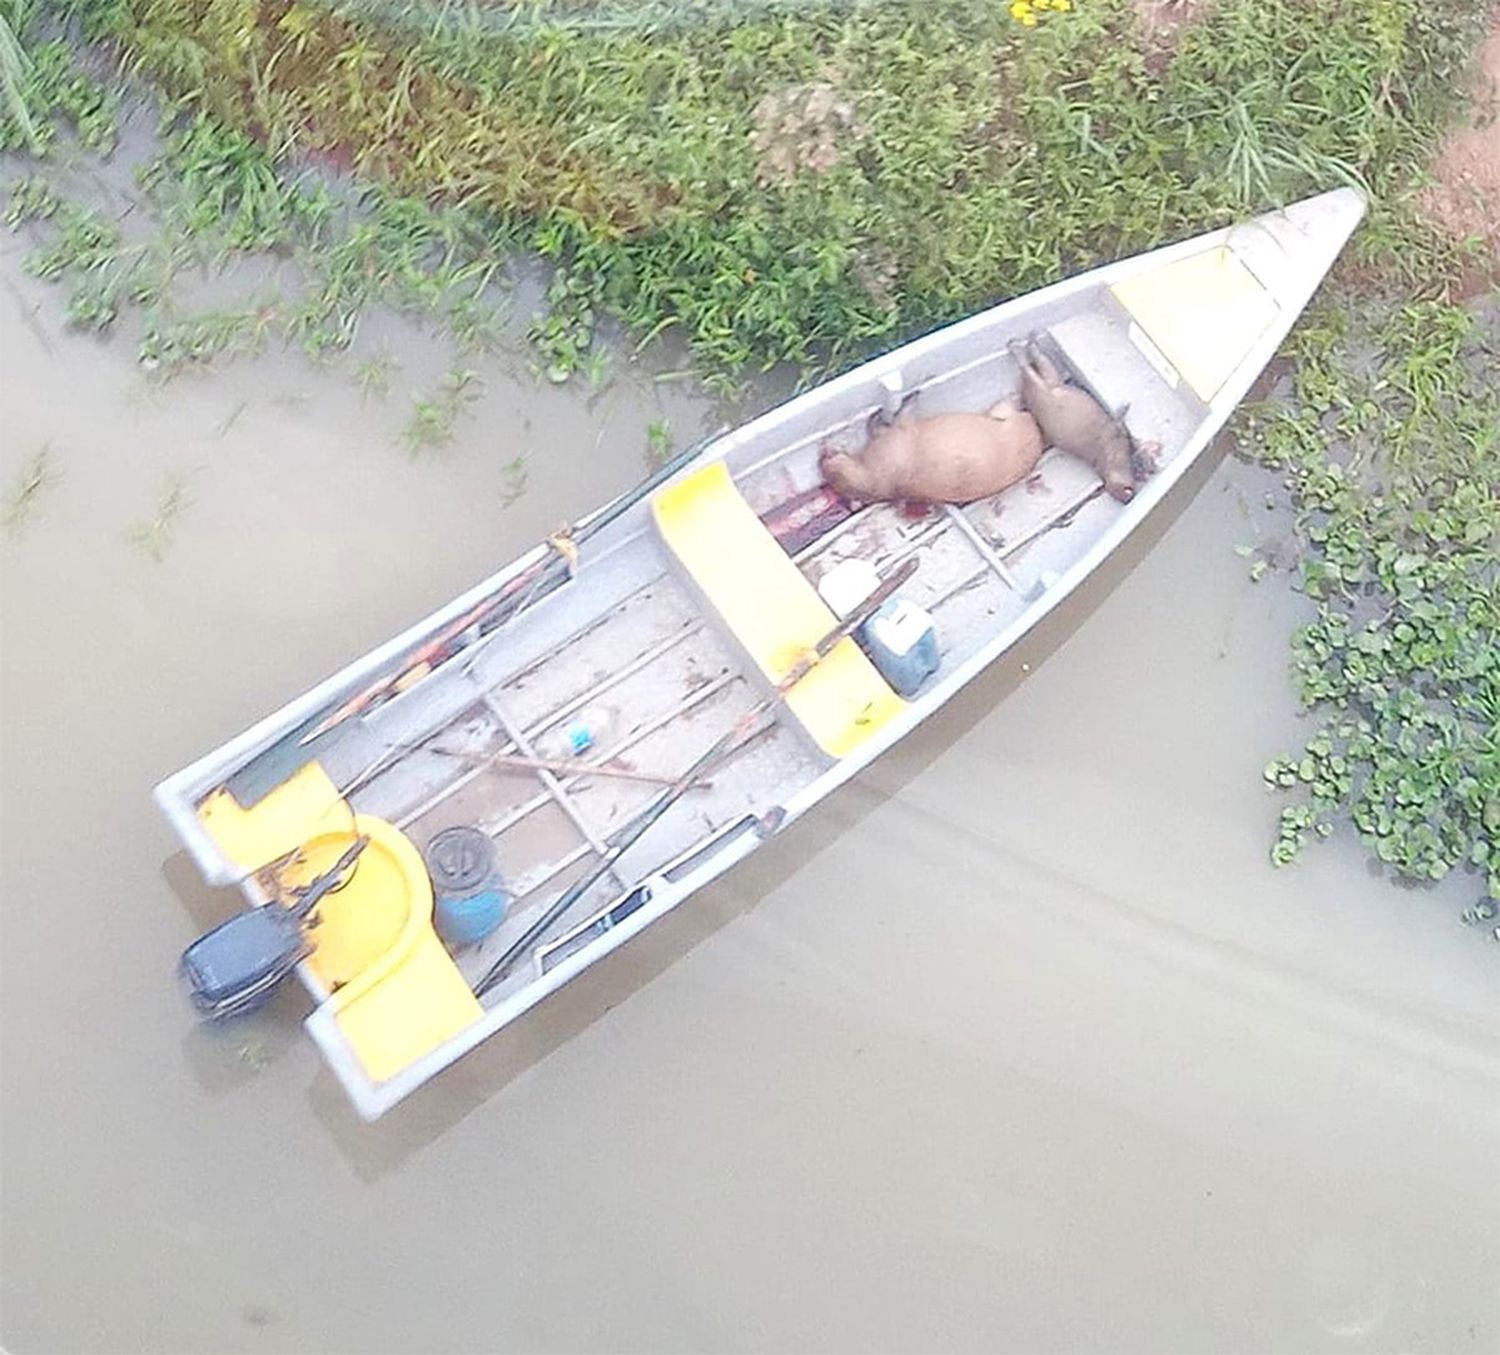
(472, 554, 919, 999)
(294, 426, 729, 749)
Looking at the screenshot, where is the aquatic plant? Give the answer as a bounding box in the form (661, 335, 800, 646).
(3, 172, 56, 224)
(351, 350, 396, 400)
(125, 473, 190, 560)
(645, 416, 673, 465)
(1239, 296, 1499, 903)
(1, 444, 60, 534)
(401, 367, 481, 451)
(0, 0, 116, 153)
(498, 452, 528, 508)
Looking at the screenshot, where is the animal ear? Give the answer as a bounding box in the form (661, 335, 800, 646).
(1130, 439, 1161, 479)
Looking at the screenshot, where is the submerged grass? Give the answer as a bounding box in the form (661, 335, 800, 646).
(400, 366, 480, 451)
(125, 471, 190, 560)
(1, 444, 60, 534)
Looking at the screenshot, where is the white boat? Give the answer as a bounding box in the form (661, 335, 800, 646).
(156, 188, 1366, 1120)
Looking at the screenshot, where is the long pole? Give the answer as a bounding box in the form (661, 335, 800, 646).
(472, 556, 918, 998)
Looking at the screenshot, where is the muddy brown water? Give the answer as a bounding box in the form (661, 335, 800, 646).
(2, 234, 1497, 1354)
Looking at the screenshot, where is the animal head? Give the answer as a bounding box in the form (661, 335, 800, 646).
(819, 422, 912, 501)
(1099, 406, 1160, 503)
(819, 442, 869, 499)
(1095, 418, 1138, 502)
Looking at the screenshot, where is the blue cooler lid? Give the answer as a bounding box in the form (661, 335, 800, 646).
(867, 599, 933, 658)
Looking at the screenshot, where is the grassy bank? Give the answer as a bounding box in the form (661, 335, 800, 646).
(9, 0, 1490, 375)
(2, 0, 1495, 908)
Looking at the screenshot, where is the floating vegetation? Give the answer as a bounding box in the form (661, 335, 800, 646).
(3, 173, 57, 226)
(529, 260, 605, 384)
(24, 201, 118, 281)
(125, 473, 190, 561)
(1, 444, 59, 535)
(138, 304, 280, 374)
(401, 367, 481, 452)
(5, 73, 506, 431)
(1240, 296, 1499, 904)
(498, 452, 529, 508)
(645, 416, 673, 466)
(351, 350, 396, 401)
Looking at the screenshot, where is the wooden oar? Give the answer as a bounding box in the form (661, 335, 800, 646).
(472, 555, 918, 998)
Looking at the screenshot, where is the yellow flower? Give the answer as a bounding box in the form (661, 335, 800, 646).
(1021, 10, 1038, 22)
(1053, 0, 1071, 9)
(1009, 0, 1031, 18)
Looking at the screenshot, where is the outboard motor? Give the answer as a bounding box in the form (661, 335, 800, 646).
(179, 835, 369, 1020)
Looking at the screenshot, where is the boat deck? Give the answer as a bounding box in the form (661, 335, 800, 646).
(338, 292, 1206, 1003)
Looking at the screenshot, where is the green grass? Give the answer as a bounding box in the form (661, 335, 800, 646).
(0, 0, 116, 153)
(46, 0, 1491, 379)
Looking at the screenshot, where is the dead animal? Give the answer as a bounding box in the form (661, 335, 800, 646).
(1012, 338, 1158, 502)
(819, 400, 1045, 505)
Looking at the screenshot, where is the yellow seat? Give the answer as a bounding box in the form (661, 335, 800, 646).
(197, 761, 350, 872)
(1111, 245, 1279, 401)
(652, 462, 904, 758)
(281, 815, 482, 1086)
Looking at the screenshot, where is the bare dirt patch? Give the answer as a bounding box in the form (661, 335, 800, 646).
(1132, 0, 1213, 42)
(1420, 22, 1500, 287)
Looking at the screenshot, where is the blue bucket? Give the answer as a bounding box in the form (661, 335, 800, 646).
(424, 826, 509, 947)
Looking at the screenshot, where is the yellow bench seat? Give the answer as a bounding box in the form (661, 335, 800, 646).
(652, 462, 904, 758)
(1111, 245, 1279, 402)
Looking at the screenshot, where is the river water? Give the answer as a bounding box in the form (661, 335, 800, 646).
(1, 219, 1496, 1352)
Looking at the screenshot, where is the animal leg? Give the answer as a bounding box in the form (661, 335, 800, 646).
(1024, 337, 1065, 388)
(866, 389, 919, 439)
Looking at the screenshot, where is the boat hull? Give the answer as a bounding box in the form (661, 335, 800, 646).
(156, 189, 1365, 1119)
